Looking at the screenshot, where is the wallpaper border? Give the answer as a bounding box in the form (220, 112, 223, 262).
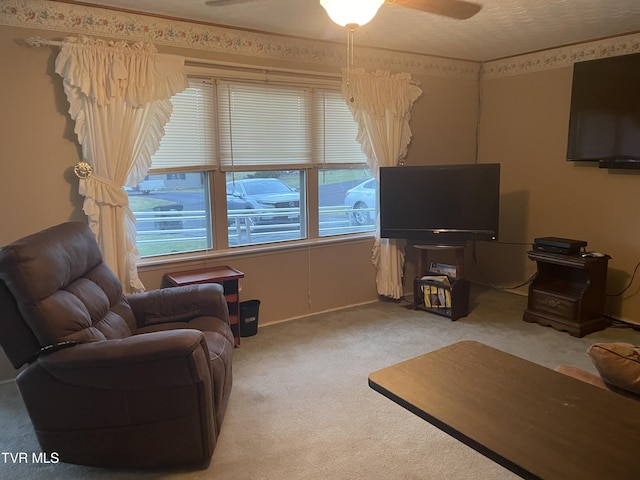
(0, 0, 479, 78)
(483, 32, 640, 79)
(2, 1, 639, 80)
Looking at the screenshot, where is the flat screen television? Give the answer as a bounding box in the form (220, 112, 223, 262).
(379, 163, 500, 245)
(566, 53, 640, 169)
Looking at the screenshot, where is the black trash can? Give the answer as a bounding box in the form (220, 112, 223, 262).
(240, 300, 260, 337)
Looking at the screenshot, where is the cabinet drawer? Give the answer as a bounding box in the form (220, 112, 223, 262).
(529, 290, 578, 319)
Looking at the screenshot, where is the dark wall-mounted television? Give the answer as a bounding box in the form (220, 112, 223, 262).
(567, 53, 640, 169)
(379, 163, 500, 245)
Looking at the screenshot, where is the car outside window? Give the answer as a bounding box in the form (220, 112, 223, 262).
(226, 171, 305, 246)
(318, 168, 377, 237)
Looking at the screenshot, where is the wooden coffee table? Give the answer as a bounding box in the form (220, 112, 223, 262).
(368, 340, 640, 479)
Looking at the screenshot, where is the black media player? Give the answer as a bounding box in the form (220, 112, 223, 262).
(533, 237, 587, 255)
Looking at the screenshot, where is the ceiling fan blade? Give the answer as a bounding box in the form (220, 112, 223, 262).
(387, 0, 482, 20)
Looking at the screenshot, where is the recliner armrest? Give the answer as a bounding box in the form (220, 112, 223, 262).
(37, 329, 212, 390)
(127, 283, 229, 328)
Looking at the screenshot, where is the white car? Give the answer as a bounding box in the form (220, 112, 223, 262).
(344, 178, 377, 226)
(226, 178, 300, 224)
(138, 179, 165, 194)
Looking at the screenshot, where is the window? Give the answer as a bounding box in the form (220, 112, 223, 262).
(129, 79, 215, 257)
(227, 171, 305, 246)
(129, 172, 210, 257)
(217, 82, 310, 246)
(130, 73, 373, 258)
(319, 168, 376, 237)
(313, 90, 376, 237)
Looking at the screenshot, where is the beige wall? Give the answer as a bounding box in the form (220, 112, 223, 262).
(476, 67, 640, 324)
(0, 24, 478, 380)
(0, 27, 88, 243)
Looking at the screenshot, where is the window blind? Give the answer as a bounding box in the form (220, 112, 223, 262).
(217, 82, 312, 171)
(149, 78, 216, 172)
(313, 90, 368, 167)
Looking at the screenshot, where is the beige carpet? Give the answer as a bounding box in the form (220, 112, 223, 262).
(1, 285, 639, 479)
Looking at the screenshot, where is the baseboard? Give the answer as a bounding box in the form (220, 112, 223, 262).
(260, 298, 381, 328)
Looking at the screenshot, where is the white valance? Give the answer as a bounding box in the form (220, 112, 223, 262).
(345, 68, 422, 168)
(347, 69, 421, 116)
(55, 36, 187, 107)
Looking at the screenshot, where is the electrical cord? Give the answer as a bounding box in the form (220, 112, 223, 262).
(606, 260, 640, 297)
(602, 260, 640, 330)
(488, 240, 534, 247)
(604, 315, 639, 330)
(470, 240, 536, 290)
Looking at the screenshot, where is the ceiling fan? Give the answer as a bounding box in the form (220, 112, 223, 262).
(204, 0, 481, 102)
(383, 0, 481, 20)
(204, 0, 482, 21)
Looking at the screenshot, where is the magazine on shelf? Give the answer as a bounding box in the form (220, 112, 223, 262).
(429, 262, 457, 277)
(420, 275, 452, 308)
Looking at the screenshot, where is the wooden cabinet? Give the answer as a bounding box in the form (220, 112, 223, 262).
(162, 266, 244, 346)
(523, 251, 609, 337)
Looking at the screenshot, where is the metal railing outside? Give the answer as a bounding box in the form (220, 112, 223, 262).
(134, 204, 376, 253)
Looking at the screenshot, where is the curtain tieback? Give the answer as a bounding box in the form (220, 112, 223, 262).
(79, 174, 129, 206)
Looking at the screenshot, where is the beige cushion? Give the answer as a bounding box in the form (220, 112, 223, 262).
(587, 342, 640, 395)
(555, 364, 609, 390)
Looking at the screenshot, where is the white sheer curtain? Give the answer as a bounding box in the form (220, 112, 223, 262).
(54, 36, 188, 293)
(344, 68, 422, 299)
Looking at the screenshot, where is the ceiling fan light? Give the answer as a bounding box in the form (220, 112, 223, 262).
(320, 0, 385, 27)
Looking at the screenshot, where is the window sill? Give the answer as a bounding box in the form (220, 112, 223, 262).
(136, 232, 376, 271)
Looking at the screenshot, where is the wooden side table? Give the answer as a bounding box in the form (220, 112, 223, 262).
(523, 251, 609, 337)
(163, 266, 244, 346)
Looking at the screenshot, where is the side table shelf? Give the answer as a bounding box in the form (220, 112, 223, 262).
(523, 251, 609, 337)
(162, 266, 244, 346)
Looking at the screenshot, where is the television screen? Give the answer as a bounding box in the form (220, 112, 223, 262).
(379, 163, 500, 245)
(566, 53, 640, 169)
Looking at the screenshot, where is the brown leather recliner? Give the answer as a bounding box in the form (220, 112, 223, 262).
(0, 222, 233, 468)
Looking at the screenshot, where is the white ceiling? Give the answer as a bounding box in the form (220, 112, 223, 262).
(69, 0, 640, 61)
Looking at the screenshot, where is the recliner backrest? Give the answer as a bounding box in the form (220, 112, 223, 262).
(0, 280, 40, 368)
(0, 222, 137, 368)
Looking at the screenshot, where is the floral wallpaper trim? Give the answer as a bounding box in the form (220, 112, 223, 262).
(0, 0, 479, 79)
(483, 32, 640, 79)
(2, 1, 638, 79)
